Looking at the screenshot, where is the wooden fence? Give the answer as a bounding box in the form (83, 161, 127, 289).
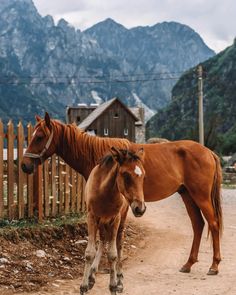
(0, 120, 86, 222)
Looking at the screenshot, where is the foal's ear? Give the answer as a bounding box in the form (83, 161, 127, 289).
(136, 147, 145, 161)
(110, 147, 122, 163)
(44, 112, 51, 128)
(35, 115, 42, 122)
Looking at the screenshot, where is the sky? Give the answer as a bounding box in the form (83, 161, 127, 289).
(33, 0, 235, 53)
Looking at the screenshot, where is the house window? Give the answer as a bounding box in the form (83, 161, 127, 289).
(104, 128, 109, 136)
(124, 128, 129, 136)
(114, 113, 119, 119)
(76, 116, 81, 123)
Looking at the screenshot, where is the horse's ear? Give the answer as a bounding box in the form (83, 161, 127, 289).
(35, 115, 42, 122)
(44, 112, 51, 128)
(136, 147, 145, 161)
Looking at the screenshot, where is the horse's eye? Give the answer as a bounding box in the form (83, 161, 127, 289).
(36, 136, 43, 143)
(122, 172, 132, 186)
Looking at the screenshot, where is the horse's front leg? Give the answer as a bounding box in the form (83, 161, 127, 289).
(116, 207, 128, 293)
(88, 239, 105, 289)
(108, 214, 121, 295)
(80, 213, 97, 295)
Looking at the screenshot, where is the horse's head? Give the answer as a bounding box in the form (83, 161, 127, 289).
(21, 112, 56, 174)
(111, 147, 146, 217)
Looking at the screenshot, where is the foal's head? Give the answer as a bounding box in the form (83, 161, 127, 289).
(110, 147, 146, 217)
(21, 112, 56, 174)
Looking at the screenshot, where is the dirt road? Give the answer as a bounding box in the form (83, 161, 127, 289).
(23, 189, 236, 295)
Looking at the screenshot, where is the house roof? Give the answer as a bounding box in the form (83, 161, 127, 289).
(78, 97, 140, 130)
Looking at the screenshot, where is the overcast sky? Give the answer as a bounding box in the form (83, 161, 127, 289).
(33, 0, 235, 53)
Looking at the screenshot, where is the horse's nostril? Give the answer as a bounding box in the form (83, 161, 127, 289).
(21, 162, 33, 174)
(135, 206, 142, 215)
(21, 163, 27, 172)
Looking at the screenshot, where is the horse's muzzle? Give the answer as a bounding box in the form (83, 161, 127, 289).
(131, 201, 146, 217)
(21, 162, 34, 174)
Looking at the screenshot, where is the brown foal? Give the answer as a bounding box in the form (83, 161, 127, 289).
(80, 147, 146, 295)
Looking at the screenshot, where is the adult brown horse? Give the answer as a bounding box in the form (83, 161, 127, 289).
(21, 113, 223, 275)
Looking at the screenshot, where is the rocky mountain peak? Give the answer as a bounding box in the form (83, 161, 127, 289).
(0, 1, 216, 125)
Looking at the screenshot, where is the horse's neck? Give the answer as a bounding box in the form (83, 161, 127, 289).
(97, 163, 121, 202)
(100, 163, 118, 192)
(55, 122, 131, 180)
(55, 123, 103, 179)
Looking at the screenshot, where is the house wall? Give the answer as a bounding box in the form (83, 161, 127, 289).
(66, 106, 96, 124)
(88, 101, 136, 141)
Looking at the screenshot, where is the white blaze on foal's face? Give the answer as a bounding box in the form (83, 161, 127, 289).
(134, 165, 142, 177)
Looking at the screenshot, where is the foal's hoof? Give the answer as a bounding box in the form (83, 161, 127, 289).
(179, 266, 191, 273)
(116, 282, 124, 293)
(80, 285, 89, 294)
(109, 284, 118, 294)
(88, 276, 95, 289)
(207, 268, 219, 275)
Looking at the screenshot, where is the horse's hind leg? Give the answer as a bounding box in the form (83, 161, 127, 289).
(180, 190, 205, 273)
(195, 198, 221, 275)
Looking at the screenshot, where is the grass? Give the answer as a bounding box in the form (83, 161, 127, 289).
(0, 212, 87, 232)
(222, 183, 236, 189)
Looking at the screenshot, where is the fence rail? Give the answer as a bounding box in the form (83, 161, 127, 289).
(0, 120, 86, 221)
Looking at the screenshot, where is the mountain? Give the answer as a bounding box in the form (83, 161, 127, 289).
(0, 0, 215, 124)
(146, 39, 236, 154)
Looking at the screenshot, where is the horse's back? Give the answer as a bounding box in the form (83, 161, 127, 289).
(136, 140, 217, 201)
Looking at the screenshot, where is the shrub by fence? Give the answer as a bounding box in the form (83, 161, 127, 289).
(0, 120, 86, 222)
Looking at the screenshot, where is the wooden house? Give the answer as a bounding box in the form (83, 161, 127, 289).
(67, 98, 140, 142)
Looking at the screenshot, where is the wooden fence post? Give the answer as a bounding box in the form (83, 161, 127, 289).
(58, 158, 64, 214)
(70, 168, 76, 213)
(27, 123, 34, 217)
(43, 160, 50, 217)
(33, 165, 43, 222)
(64, 164, 70, 214)
(7, 120, 15, 219)
(0, 120, 3, 218)
(17, 122, 24, 219)
(51, 155, 57, 216)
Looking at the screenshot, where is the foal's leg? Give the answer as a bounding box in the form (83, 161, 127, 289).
(88, 238, 105, 289)
(108, 215, 121, 295)
(80, 213, 97, 294)
(180, 191, 205, 273)
(116, 208, 128, 292)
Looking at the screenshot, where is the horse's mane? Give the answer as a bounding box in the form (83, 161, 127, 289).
(52, 120, 131, 164)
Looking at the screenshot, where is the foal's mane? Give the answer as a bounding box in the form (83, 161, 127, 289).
(99, 149, 142, 168)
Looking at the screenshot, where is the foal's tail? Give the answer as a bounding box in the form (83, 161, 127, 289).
(211, 152, 223, 237)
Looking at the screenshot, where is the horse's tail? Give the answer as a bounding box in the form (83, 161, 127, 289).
(210, 152, 223, 237)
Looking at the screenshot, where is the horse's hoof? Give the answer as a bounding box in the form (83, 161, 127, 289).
(88, 276, 95, 289)
(207, 268, 218, 275)
(179, 266, 191, 273)
(116, 282, 123, 293)
(80, 285, 89, 294)
(109, 284, 118, 294)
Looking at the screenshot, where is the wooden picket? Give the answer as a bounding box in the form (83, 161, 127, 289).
(0, 120, 3, 218)
(0, 120, 86, 221)
(7, 121, 14, 219)
(17, 122, 24, 219)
